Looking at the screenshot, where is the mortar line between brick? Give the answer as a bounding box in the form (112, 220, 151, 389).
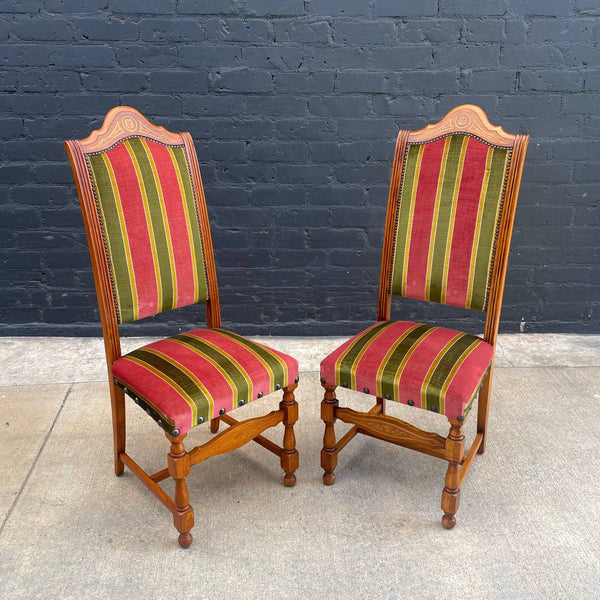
(0, 383, 74, 536)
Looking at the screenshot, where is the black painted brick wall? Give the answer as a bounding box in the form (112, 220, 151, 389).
(0, 0, 598, 336)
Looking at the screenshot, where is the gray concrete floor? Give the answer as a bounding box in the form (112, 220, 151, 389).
(0, 334, 599, 600)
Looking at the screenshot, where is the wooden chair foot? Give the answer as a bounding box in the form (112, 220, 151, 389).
(441, 513, 457, 529)
(321, 447, 337, 485)
(283, 472, 297, 487)
(281, 448, 298, 487)
(210, 417, 220, 434)
(323, 471, 336, 485)
(178, 531, 193, 548)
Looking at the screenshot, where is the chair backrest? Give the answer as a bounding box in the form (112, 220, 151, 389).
(378, 106, 528, 341)
(65, 107, 220, 336)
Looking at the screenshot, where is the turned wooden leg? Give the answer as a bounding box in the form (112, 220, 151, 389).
(210, 416, 220, 434)
(166, 432, 195, 548)
(280, 384, 299, 487)
(476, 370, 493, 454)
(321, 384, 338, 485)
(109, 381, 126, 476)
(441, 419, 465, 529)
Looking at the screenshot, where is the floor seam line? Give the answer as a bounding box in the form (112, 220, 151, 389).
(0, 363, 598, 387)
(0, 383, 74, 536)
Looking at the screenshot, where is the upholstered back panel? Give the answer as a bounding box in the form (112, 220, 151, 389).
(85, 137, 208, 324)
(389, 134, 511, 311)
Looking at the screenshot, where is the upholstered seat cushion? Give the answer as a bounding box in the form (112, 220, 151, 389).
(320, 321, 493, 420)
(112, 328, 299, 436)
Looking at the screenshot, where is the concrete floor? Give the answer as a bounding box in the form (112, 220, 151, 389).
(0, 334, 599, 600)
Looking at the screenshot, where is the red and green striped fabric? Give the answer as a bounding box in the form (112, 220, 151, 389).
(320, 321, 493, 420)
(390, 134, 511, 311)
(112, 328, 299, 435)
(85, 137, 208, 324)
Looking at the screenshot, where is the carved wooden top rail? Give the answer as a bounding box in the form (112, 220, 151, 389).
(408, 104, 516, 147)
(74, 106, 184, 153)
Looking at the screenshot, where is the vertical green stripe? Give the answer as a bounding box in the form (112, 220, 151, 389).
(209, 329, 286, 385)
(470, 147, 509, 310)
(378, 323, 435, 401)
(127, 138, 175, 312)
(127, 349, 211, 420)
(423, 334, 477, 411)
(428, 135, 465, 304)
(390, 144, 421, 296)
(336, 321, 395, 386)
(175, 333, 252, 402)
(171, 146, 209, 303)
(87, 153, 135, 323)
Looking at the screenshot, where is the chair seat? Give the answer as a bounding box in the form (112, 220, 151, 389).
(112, 328, 299, 436)
(320, 321, 493, 420)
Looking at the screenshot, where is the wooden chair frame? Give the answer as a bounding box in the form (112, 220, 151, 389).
(321, 105, 529, 528)
(65, 107, 299, 547)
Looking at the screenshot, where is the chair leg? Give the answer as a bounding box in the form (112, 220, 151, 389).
(280, 384, 299, 487)
(376, 396, 386, 415)
(210, 417, 220, 433)
(321, 384, 338, 485)
(476, 371, 493, 454)
(166, 432, 195, 548)
(441, 419, 465, 529)
(109, 382, 126, 476)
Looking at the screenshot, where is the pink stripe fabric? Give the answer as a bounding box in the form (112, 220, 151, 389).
(319, 321, 385, 378)
(396, 326, 459, 410)
(146, 142, 197, 309)
(444, 342, 493, 411)
(320, 321, 493, 420)
(158, 338, 236, 415)
(404, 138, 446, 300)
(112, 357, 195, 429)
(112, 328, 299, 434)
(108, 143, 159, 317)
(444, 138, 489, 307)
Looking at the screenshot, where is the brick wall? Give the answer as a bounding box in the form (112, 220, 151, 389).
(1, 0, 598, 336)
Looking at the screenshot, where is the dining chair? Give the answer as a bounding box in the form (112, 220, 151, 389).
(65, 107, 299, 547)
(319, 105, 528, 528)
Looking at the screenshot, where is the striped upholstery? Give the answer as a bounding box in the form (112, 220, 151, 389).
(320, 321, 493, 420)
(390, 134, 511, 311)
(85, 137, 208, 324)
(112, 328, 299, 435)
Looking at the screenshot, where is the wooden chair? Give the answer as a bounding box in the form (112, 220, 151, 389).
(319, 105, 528, 528)
(64, 107, 299, 547)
